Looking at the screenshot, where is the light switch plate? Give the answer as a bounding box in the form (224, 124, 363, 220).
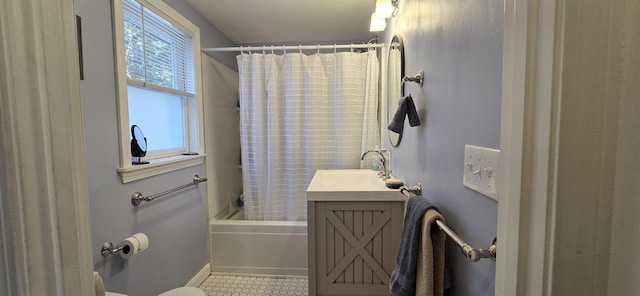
(463, 145, 500, 201)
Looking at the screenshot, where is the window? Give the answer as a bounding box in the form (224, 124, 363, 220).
(113, 0, 204, 182)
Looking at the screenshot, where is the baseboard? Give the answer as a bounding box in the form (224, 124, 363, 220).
(211, 265, 308, 277)
(186, 263, 211, 287)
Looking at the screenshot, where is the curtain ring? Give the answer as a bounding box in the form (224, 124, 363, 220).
(283, 45, 286, 54)
(317, 44, 320, 54)
(299, 44, 302, 54)
(350, 44, 354, 52)
(239, 46, 243, 54)
(248, 46, 252, 54)
(271, 45, 274, 54)
(262, 45, 266, 54)
(334, 44, 337, 53)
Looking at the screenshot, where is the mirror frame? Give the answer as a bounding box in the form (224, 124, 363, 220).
(387, 35, 405, 147)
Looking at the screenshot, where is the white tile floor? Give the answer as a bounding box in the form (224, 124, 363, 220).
(199, 274, 308, 296)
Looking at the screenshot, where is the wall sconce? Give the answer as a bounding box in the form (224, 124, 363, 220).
(369, 0, 398, 32)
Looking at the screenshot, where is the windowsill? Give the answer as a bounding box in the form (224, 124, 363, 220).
(117, 154, 206, 183)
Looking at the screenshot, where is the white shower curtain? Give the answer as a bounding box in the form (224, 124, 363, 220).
(238, 50, 380, 221)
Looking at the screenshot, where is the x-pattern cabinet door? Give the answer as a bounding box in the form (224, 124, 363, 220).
(308, 200, 403, 296)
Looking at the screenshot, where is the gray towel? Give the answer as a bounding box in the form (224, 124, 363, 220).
(388, 95, 421, 134)
(389, 196, 437, 296)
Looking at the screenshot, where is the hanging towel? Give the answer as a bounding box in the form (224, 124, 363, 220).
(416, 209, 446, 296)
(388, 95, 421, 134)
(389, 195, 437, 296)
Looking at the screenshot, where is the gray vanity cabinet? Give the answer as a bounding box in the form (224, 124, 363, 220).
(307, 200, 404, 296)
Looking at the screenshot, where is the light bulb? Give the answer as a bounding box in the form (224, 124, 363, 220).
(369, 12, 387, 32)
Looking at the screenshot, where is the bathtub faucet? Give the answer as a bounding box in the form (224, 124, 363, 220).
(361, 150, 390, 180)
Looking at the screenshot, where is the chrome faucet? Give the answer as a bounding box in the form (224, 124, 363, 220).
(361, 150, 390, 179)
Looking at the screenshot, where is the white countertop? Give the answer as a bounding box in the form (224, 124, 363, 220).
(306, 169, 405, 201)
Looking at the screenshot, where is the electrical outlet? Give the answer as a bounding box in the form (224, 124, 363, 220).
(463, 145, 500, 201)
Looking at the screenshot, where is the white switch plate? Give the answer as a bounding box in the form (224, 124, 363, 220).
(463, 145, 500, 201)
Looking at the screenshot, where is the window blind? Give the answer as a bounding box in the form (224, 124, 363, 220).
(123, 0, 195, 96)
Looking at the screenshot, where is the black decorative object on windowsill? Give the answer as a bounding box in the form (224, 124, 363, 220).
(131, 125, 149, 165)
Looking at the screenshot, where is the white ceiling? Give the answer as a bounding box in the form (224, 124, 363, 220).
(185, 0, 378, 44)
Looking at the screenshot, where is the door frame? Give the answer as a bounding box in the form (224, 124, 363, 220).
(496, 0, 562, 294)
(0, 0, 94, 294)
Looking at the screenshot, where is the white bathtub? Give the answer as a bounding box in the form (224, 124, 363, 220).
(210, 208, 308, 276)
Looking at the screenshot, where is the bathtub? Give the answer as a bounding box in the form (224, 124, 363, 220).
(210, 208, 308, 276)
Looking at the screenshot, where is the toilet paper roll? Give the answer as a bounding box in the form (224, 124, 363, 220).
(118, 233, 149, 259)
(131, 233, 149, 252)
(118, 236, 140, 259)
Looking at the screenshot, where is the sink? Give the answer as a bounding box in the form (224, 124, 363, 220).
(306, 169, 404, 201)
(317, 170, 381, 187)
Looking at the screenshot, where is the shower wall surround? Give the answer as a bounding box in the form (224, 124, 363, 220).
(75, 0, 235, 294)
(382, 0, 502, 295)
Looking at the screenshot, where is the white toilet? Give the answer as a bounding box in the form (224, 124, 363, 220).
(96, 272, 205, 296)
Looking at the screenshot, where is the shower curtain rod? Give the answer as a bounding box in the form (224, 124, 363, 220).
(202, 43, 384, 52)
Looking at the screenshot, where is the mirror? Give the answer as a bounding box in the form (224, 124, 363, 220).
(131, 124, 149, 165)
(387, 35, 405, 147)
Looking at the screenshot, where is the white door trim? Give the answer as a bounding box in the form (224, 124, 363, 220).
(0, 0, 94, 295)
(496, 0, 562, 295)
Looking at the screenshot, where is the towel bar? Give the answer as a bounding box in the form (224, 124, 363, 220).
(399, 188, 497, 262)
(400, 183, 422, 196)
(131, 175, 207, 206)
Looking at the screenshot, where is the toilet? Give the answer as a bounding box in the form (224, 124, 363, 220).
(96, 272, 205, 296)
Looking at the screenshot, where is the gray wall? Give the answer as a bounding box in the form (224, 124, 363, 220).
(382, 0, 502, 295)
(75, 1, 235, 295)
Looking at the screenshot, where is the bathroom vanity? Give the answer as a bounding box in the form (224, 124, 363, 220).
(306, 170, 405, 296)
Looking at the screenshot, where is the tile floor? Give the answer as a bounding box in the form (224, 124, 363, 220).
(199, 274, 308, 296)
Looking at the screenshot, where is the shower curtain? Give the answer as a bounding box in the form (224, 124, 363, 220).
(238, 50, 380, 221)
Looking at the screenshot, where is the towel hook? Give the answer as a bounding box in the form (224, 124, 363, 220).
(402, 70, 424, 87)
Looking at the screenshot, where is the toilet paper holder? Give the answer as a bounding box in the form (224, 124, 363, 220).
(101, 241, 125, 257)
(100, 233, 149, 258)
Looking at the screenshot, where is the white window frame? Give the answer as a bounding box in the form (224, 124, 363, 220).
(113, 0, 205, 183)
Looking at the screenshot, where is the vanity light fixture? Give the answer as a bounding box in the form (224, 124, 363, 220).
(375, 0, 399, 18)
(369, 12, 387, 32)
